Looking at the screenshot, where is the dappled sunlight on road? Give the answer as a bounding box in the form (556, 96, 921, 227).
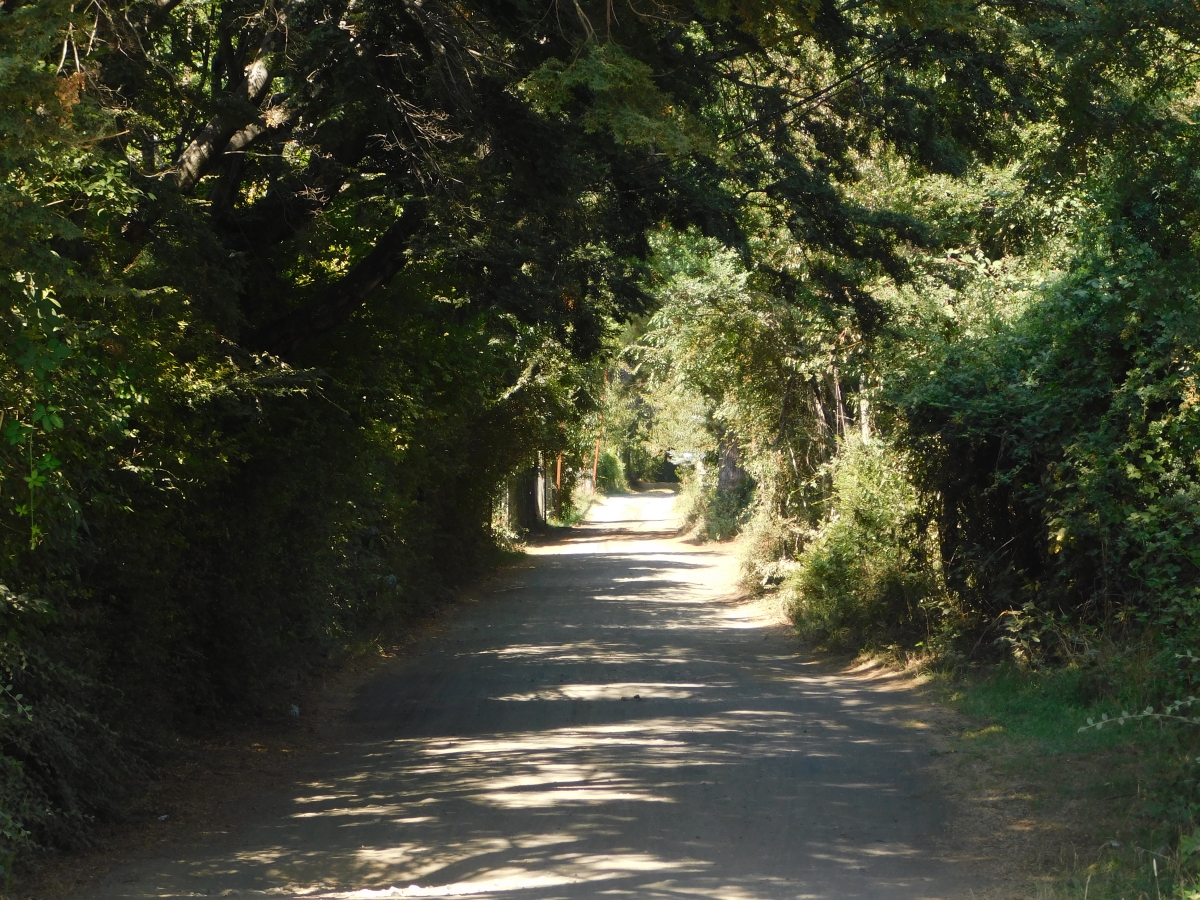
(89, 491, 971, 900)
(490, 682, 712, 701)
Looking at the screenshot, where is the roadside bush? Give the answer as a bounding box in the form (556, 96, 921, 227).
(675, 458, 754, 541)
(0, 585, 138, 868)
(0, 278, 585, 872)
(596, 450, 629, 493)
(787, 439, 951, 652)
(705, 476, 755, 541)
(898, 214, 1200, 678)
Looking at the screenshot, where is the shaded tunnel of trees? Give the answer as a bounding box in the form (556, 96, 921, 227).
(2, 0, 1200, 873)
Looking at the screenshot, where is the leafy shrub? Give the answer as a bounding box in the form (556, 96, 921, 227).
(786, 439, 950, 652)
(675, 457, 754, 541)
(898, 208, 1200, 677)
(0, 585, 140, 879)
(0, 275, 585, 864)
(595, 450, 629, 493)
(704, 476, 755, 541)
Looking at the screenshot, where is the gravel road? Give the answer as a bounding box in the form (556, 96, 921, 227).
(86, 489, 977, 899)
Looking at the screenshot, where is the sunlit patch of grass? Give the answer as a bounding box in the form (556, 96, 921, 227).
(961, 723, 1005, 740)
(952, 665, 1170, 756)
(549, 493, 595, 528)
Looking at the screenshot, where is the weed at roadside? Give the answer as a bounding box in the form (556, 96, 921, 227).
(550, 492, 595, 527)
(942, 665, 1200, 898)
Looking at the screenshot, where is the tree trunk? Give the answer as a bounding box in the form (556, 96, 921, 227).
(507, 465, 542, 531)
(717, 431, 745, 492)
(173, 52, 276, 192)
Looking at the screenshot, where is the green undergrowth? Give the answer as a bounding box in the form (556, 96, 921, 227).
(675, 468, 754, 542)
(595, 451, 630, 494)
(549, 492, 596, 528)
(943, 664, 1200, 898)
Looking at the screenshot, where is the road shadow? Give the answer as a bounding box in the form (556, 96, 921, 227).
(87, 492, 973, 900)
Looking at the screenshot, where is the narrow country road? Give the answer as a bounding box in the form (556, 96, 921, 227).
(87, 490, 977, 899)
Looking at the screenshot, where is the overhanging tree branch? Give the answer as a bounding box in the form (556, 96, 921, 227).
(172, 16, 284, 192)
(252, 202, 428, 355)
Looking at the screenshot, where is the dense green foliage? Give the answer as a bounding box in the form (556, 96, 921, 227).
(594, 450, 628, 494)
(618, 2, 1200, 674)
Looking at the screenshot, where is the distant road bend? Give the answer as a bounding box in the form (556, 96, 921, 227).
(88, 490, 976, 899)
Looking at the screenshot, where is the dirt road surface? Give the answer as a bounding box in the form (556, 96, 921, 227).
(82, 490, 981, 899)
